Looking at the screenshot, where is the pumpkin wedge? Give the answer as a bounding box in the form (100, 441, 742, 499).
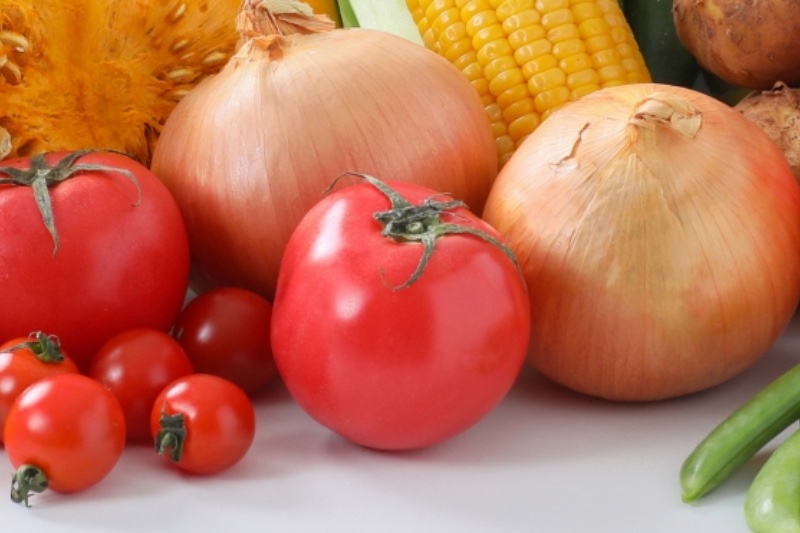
(0, 0, 243, 164)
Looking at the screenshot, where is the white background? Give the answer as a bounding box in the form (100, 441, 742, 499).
(2, 318, 799, 532)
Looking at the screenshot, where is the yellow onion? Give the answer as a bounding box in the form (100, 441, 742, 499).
(150, 0, 498, 300)
(483, 83, 800, 401)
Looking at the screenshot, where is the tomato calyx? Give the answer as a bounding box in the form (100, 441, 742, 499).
(0, 331, 66, 364)
(154, 411, 187, 463)
(0, 149, 143, 254)
(331, 172, 524, 290)
(10, 464, 49, 507)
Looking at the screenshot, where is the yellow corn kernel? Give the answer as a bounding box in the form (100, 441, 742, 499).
(489, 65, 525, 96)
(477, 39, 514, 66)
(508, 111, 539, 143)
(483, 54, 517, 81)
(497, 0, 537, 25)
(443, 36, 474, 62)
(440, 22, 468, 50)
(571, 1, 603, 22)
(504, 96, 536, 125)
(507, 23, 546, 49)
(496, 82, 529, 108)
(536, 0, 570, 12)
(566, 67, 599, 90)
(521, 53, 558, 80)
(496, 135, 516, 166)
(432, 8, 461, 36)
(485, 102, 507, 132)
(452, 49, 480, 71)
(406, 0, 650, 165)
(560, 51, 592, 74)
(529, 66, 566, 93)
(547, 23, 580, 44)
(541, 9, 573, 31)
(552, 38, 584, 59)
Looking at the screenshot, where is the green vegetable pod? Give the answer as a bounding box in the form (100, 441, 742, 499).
(745, 428, 800, 533)
(680, 363, 800, 503)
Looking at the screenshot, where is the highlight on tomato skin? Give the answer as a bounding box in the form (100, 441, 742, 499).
(270, 175, 531, 451)
(150, 373, 256, 476)
(89, 328, 195, 444)
(0, 331, 79, 444)
(171, 287, 277, 396)
(0, 150, 191, 373)
(3, 373, 126, 507)
(150, 2, 498, 303)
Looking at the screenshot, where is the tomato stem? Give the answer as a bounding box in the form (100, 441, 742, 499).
(0, 331, 66, 364)
(329, 172, 524, 290)
(0, 149, 143, 255)
(155, 411, 187, 463)
(10, 464, 49, 507)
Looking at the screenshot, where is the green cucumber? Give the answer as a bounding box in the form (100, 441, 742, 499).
(624, 0, 700, 87)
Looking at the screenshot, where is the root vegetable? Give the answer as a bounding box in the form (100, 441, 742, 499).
(673, 0, 800, 90)
(736, 82, 800, 182)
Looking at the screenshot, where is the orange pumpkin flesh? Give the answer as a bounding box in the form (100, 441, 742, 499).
(0, 0, 242, 165)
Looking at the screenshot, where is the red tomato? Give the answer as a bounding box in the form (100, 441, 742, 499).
(4, 374, 126, 506)
(172, 287, 277, 395)
(0, 150, 190, 371)
(271, 177, 531, 451)
(90, 328, 194, 443)
(150, 374, 255, 475)
(0, 332, 79, 443)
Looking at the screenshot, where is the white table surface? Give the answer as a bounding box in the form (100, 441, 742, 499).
(3, 316, 800, 533)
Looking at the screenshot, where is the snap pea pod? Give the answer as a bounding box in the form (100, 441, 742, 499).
(745, 428, 800, 533)
(680, 362, 800, 503)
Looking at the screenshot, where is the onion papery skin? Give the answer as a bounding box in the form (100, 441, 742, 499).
(150, 28, 498, 300)
(482, 83, 800, 401)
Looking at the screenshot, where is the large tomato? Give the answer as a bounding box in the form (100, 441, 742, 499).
(271, 175, 531, 451)
(0, 150, 190, 371)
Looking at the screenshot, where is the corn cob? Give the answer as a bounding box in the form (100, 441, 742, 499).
(407, 0, 651, 166)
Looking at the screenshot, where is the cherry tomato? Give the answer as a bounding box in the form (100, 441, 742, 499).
(151, 374, 255, 475)
(4, 373, 126, 506)
(89, 328, 194, 443)
(0, 150, 190, 371)
(271, 175, 531, 451)
(0, 332, 79, 443)
(172, 287, 277, 395)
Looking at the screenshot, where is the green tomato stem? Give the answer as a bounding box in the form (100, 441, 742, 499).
(10, 464, 49, 507)
(155, 411, 187, 463)
(0, 331, 66, 364)
(328, 172, 525, 290)
(0, 149, 142, 255)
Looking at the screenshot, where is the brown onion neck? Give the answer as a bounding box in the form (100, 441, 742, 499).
(629, 92, 702, 139)
(235, 0, 336, 50)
